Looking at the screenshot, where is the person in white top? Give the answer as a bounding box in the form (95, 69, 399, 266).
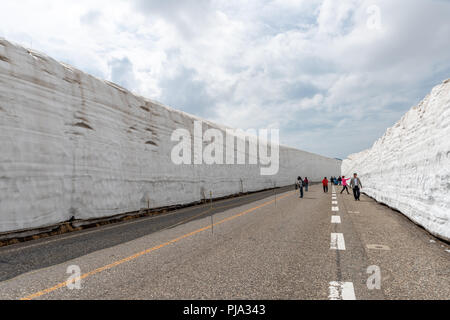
(350, 173, 363, 201)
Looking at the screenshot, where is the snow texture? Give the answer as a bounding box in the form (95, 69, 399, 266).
(343, 80, 450, 241)
(0, 38, 341, 234)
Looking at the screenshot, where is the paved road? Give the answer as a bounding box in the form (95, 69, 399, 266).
(0, 184, 448, 300)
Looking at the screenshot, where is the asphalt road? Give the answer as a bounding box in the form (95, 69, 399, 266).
(0, 184, 448, 300)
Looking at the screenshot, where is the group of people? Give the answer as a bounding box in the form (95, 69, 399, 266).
(296, 174, 363, 201)
(329, 176, 341, 185)
(296, 177, 309, 199)
(321, 174, 363, 201)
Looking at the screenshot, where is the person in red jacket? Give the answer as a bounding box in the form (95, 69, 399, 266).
(322, 177, 329, 193)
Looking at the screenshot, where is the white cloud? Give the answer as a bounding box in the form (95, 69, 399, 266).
(0, 0, 449, 159)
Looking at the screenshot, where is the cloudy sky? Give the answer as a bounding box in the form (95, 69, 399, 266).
(1, 0, 449, 159)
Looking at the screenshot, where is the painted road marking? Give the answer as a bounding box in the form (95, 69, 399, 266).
(332, 201, 338, 205)
(329, 282, 356, 300)
(367, 244, 391, 251)
(330, 233, 346, 250)
(21, 191, 296, 300)
(331, 216, 341, 224)
(332, 207, 339, 212)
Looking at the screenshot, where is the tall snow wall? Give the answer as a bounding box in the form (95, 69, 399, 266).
(343, 80, 450, 241)
(0, 38, 341, 235)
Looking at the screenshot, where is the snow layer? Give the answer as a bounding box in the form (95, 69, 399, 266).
(0, 39, 340, 234)
(343, 80, 450, 241)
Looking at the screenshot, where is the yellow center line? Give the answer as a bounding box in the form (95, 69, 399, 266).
(21, 191, 295, 300)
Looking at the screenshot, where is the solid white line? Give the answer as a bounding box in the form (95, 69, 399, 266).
(331, 216, 341, 224)
(330, 233, 346, 250)
(332, 207, 339, 212)
(329, 282, 356, 300)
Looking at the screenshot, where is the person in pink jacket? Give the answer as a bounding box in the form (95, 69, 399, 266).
(340, 176, 350, 194)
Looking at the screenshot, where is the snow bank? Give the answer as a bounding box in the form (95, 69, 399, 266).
(343, 80, 450, 241)
(0, 38, 341, 234)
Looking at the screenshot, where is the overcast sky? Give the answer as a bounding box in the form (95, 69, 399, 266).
(1, 0, 449, 159)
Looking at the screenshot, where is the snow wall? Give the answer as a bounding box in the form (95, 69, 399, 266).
(0, 38, 341, 235)
(343, 79, 450, 241)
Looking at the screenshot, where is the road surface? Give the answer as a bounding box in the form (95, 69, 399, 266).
(0, 184, 448, 300)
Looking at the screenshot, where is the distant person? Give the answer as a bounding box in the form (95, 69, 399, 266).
(338, 176, 342, 186)
(340, 176, 350, 194)
(322, 177, 329, 193)
(304, 177, 309, 192)
(350, 173, 363, 201)
(297, 177, 304, 198)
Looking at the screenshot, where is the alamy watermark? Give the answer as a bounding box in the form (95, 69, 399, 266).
(367, 265, 382, 290)
(171, 121, 280, 176)
(367, 5, 382, 30)
(66, 265, 82, 290)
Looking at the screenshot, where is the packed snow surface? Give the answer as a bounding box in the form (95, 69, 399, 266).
(343, 80, 450, 241)
(0, 39, 341, 234)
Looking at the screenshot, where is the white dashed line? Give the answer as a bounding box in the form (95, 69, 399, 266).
(332, 207, 339, 212)
(330, 233, 346, 250)
(329, 282, 356, 300)
(331, 216, 341, 224)
(332, 201, 338, 205)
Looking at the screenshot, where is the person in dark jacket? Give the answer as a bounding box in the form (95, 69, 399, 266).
(297, 177, 304, 198)
(304, 177, 309, 192)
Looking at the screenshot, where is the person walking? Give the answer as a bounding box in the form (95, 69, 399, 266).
(350, 173, 363, 201)
(297, 177, 304, 198)
(304, 177, 309, 192)
(340, 176, 350, 194)
(338, 176, 342, 186)
(322, 177, 329, 193)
